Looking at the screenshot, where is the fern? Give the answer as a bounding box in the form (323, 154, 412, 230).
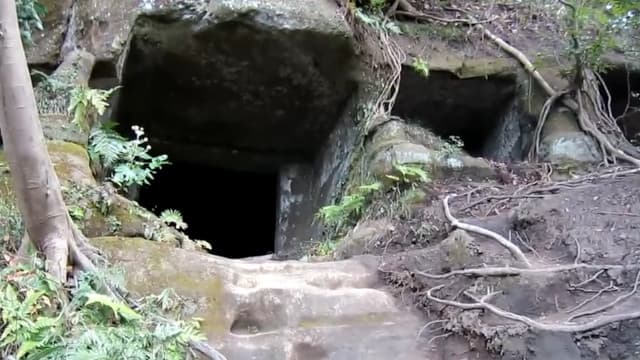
(69, 86, 121, 130)
(88, 125, 127, 168)
(88, 122, 170, 191)
(159, 210, 188, 231)
(316, 182, 382, 228)
(0, 261, 209, 360)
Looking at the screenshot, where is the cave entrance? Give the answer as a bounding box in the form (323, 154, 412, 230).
(137, 160, 278, 259)
(598, 67, 640, 144)
(392, 66, 522, 161)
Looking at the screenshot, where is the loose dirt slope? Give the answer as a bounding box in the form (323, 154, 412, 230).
(376, 166, 640, 359)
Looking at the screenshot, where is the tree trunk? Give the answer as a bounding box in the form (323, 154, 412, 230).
(0, 0, 72, 282)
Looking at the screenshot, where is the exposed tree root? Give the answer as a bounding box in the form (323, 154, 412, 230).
(426, 284, 640, 332)
(443, 194, 532, 267)
(568, 270, 640, 322)
(418, 190, 640, 335)
(416, 263, 640, 280)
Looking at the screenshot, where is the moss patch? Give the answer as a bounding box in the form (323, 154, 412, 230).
(91, 237, 229, 336)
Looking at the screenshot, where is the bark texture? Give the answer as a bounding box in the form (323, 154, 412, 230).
(0, 0, 72, 281)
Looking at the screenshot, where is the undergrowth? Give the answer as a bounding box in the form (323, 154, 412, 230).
(312, 162, 431, 256)
(0, 196, 24, 253)
(0, 258, 205, 359)
(66, 84, 171, 197)
(16, 0, 46, 45)
(88, 122, 170, 193)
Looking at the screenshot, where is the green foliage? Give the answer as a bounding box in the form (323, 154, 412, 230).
(69, 86, 121, 130)
(560, 0, 639, 73)
(367, 0, 387, 12)
(411, 57, 430, 78)
(15, 0, 46, 45)
(159, 209, 188, 231)
(353, 7, 402, 34)
(385, 163, 430, 185)
(0, 196, 24, 252)
(0, 262, 205, 360)
(67, 205, 86, 223)
(88, 122, 170, 192)
(316, 182, 382, 230)
(310, 240, 337, 257)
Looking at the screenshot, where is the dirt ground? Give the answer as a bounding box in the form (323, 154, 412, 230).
(368, 165, 640, 360)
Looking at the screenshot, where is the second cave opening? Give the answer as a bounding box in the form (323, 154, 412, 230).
(136, 160, 279, 259)
(392, 66, 520, 160)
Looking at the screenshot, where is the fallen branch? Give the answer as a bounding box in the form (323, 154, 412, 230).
(443, 194, 532, 268)
(427, 284, 640, 332)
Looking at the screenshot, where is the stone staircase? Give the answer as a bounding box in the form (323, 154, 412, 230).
(94, 237, 430, 360)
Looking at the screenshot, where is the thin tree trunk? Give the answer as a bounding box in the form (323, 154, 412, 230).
(0, 0, 72, 282)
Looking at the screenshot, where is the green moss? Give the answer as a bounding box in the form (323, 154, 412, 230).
(47, 140, 89, 161)
(399, 22, 467, 43)
(456, 58, 516, 78)
(90, 237, 229, 336)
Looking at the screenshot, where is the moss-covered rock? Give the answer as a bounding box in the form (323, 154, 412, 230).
(365, 120, 495, 185)
(91, 236, 229, 335)
(90, 236, 428, 359)
(0, 139, 186, 246)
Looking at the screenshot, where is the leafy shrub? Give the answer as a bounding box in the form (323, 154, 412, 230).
(69, 86, 121, 131)
(316, 182, 382, 230)
(88, 122, 170, 192)
(0, 261, 205, 360)
(385, 163, 430, 185)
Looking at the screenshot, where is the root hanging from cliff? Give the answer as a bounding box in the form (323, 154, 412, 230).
(336, 0, 406, 131)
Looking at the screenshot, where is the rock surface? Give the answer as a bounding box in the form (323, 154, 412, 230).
(93, 237, 430, 359)
(539, 107, 600, 163)
(113, 0, 359, 172)
(24, 0, 73, 65)
(366, 120, 495, 183)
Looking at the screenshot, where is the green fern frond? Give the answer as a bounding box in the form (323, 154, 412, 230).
(160, 209, 188, 230)
(88, 127, 127, 168)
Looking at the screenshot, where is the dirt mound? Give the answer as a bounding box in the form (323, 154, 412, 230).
(376, 167, 640, 359)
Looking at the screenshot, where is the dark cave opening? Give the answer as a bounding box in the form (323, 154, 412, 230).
(137, 160, 279, 259)
(598, 67, 640, 143)
(392, 66, 518, 158)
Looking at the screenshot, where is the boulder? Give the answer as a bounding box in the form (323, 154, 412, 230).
(539, 107, 600, 163)
(92, 237, 430, 359)
(69, 0, 360, 172)
(333, 218, 396, 260)
(0, 141, 185, 245)
(366, 120, 495, 183)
